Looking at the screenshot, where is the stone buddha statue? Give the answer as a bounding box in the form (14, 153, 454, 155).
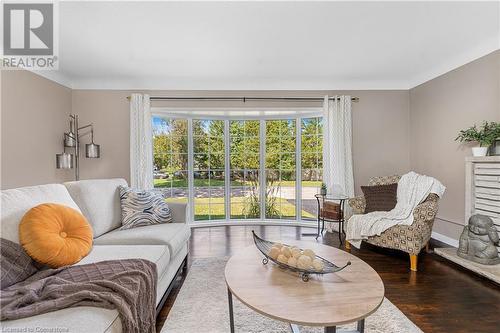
(458, 214, 500, 265)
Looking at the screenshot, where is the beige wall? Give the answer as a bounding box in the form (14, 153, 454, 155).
(1, 70, 73, 189)
(0, 73, 411, 193)
(71, 90, 132, 181)
(349, 90, 410, 192)
(71, 89, 411, 192)
(409, 50, 500, 241)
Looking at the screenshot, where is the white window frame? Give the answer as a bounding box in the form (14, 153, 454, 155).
(151, 107, 323, 226)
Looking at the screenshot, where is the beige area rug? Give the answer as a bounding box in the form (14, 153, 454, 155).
(161, 257, 423, 333)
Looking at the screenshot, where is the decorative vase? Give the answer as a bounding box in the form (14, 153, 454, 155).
(490, 138, 500, 156)
(472, 147, 489, 157)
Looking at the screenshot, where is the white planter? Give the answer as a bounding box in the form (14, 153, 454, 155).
(472, 147, 488, 157)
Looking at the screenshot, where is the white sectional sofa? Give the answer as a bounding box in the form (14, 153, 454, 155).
(0, 178, 190, 333)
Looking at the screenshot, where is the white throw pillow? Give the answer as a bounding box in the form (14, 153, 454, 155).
(119, 186, 172, 230)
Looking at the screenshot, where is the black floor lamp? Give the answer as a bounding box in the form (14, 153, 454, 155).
(56, 114, 101, 180)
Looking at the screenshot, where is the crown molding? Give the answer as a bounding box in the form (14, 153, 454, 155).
(28, 69, 73, 89)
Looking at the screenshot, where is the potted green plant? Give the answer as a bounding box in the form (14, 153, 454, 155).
(320, 183, 327, 196)
(456, 122, 499, 157)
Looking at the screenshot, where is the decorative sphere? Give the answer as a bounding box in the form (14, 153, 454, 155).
(268, 247, 280, 260)
(281, 246, 292, 258)
(312, 259, 324, 271)
(277, 254, 288, 264)
(303, 249, 316, 260)
(291, 248, 302, 258)
(287, 257, 298, 267)
(297, 255, 312, 269)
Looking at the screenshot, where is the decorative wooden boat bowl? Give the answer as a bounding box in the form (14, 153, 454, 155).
(252, 230, 351, 282)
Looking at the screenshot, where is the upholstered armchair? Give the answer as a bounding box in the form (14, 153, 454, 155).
(346, 175, 440, 272)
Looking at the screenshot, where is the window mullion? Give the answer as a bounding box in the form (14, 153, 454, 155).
(224, 120, 230, 220)
(207, 128, 211, 220)
(187, 118, 194, 223)
(259, 120, 266, 220)
(296, 118, 302, 221)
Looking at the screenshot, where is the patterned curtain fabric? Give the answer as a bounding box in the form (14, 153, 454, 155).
(129, 93, 153, 190)
(322, 95, 354, 198)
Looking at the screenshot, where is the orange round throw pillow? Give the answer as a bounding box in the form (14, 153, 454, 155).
(19, 203, 93, 268)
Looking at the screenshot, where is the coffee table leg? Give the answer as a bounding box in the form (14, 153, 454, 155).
(290, 320, 363, 333)
(228, 288, 234, 333)
(357, 319, 365, 333)
(322, 319, 364, 333)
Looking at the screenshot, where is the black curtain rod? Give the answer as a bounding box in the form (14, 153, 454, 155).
(127, 96, 359, 102)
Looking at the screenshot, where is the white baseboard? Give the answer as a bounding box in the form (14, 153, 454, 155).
(431, 231, 459, 248)
(187, 221, 460, 248)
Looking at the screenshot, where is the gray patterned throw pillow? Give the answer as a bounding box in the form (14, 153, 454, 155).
(119, 186, 172, 230)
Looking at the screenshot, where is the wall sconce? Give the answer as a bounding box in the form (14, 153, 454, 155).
(56, 114, 101, 180)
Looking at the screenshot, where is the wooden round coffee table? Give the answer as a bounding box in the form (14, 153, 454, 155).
(224, 240, 384, 333)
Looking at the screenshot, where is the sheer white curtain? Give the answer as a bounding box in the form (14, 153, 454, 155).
(322, 95, 354, 198)
(130, 93, 153, 190)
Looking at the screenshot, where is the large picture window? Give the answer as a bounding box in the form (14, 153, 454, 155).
(152, 112, 323, 223)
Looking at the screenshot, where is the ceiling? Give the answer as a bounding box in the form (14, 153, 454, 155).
(39, 1, 500, 90)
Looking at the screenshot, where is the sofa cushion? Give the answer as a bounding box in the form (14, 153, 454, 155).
(77, 244, 170, 284)
(20, 203, 93, 268)
(168, 202, 188, 223)
(0, 184, 81, 244)
(361, 183, 398, 213)
(94, 223, 191, 259)
(0, 306, 122, 333)
(64, 178, 128, 237)
(119, 186, 173, 230)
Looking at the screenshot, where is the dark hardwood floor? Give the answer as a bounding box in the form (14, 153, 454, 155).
(157, 225, 500, 333)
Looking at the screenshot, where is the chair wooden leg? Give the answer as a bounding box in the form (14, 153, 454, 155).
(425, 242, 433, 253)
(345, 240, 351, 250)
(410, 254, 418, 272)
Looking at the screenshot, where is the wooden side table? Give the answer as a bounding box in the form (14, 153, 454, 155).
(313, 194, 348, 242)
